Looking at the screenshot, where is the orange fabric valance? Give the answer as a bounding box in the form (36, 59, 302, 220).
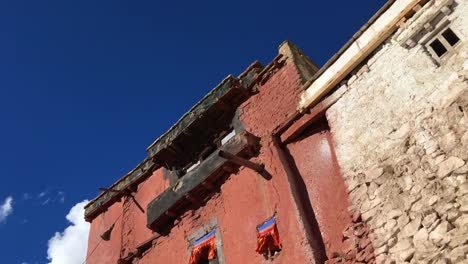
(256, 217, 282, 254)
(189, 230, 217, 264)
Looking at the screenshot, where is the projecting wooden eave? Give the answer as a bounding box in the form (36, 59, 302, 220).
(146, 131, 260, 234)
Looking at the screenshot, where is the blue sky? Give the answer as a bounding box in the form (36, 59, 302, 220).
(0, 1, 385, 263)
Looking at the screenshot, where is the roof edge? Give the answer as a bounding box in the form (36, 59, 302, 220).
(299, 0, 424, 111)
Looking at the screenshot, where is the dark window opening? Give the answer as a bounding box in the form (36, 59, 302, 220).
(442, 28, 460, 46)
(192, 246, 219, 264)
(189, 229, 219, 264)
(259, 236, 282, 260)
(256, 217, 282, 260)
(429, 39, 448, 57)
(197, 255, 219, 264)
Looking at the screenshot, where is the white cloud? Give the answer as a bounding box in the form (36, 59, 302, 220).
(37, 191, 66, 206)
(47, 200, 90, 264)
(0, 196, 13, 223)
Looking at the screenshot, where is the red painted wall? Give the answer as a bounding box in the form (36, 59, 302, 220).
(86, 168, 169, 263)
(137, 154, 314, 264)
(88, 145, 317, 263)
(120, 168, 169, 257)
(86, 201, 123, 264)
(86, 49, 351, 264)
(286, 119, 352, 259)
(240, 60, 303, 138)
(132, 57, 314, 264)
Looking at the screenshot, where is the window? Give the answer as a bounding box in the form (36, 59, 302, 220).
(429, 38, 447, 57)
(256, 217, 282, 260)
(189, 229, 221, 264)
(197, 257, 219, 264)
(442, 28, 460, 46)
(426, 26, 461, 63)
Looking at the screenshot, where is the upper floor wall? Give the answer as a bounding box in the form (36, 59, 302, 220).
(85, 41, 324, 264)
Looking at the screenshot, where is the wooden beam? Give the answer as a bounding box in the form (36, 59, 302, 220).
(299, 0, 423, 111)
(280, 84, 348, 144)
(218, 150, 264, 173)
(222, 165, 237, 174)
(129, 195, 145, 214)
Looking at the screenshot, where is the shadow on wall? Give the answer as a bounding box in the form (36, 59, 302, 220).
(280, 138, 328, 263)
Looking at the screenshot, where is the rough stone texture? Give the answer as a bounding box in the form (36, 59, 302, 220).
(326, 1, 468, 262)
(325, 211, 375, 264)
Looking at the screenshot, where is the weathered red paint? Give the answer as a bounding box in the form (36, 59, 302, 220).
(286, 118, 352, 259)
(86, 201, 123, 264)
(85, 43, 371, 264)
(240, 60, 303, 138)
(120, 168, 169, 257)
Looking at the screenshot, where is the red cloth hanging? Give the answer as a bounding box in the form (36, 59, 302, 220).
(256, 218, 282, 254)
(189, 230, 217, 264)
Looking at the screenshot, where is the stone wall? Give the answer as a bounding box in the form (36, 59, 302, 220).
(326, 0, 468, 263)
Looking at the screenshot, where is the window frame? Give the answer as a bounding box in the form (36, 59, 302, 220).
(423, 23, 462, 64)
(187, 219, 226, 264)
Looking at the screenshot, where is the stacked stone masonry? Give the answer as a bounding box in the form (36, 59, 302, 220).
(325, 211, 375, 264)
(326, 0, 468, 263)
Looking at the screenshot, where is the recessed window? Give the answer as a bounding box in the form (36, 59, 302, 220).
(256, 217, 282, 260)
(189, 230, 219, 264)
(426, 26, 462, 62)
(197, 258, 219, 264)
(442, 28, 460, 46)
(429, 39, 447, 57)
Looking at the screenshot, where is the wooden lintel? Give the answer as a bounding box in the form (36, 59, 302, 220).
(281, 83, 348, 144)
(218, 150, 264, 173)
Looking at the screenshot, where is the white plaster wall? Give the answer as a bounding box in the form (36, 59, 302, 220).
(326, 0, 468, 262)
